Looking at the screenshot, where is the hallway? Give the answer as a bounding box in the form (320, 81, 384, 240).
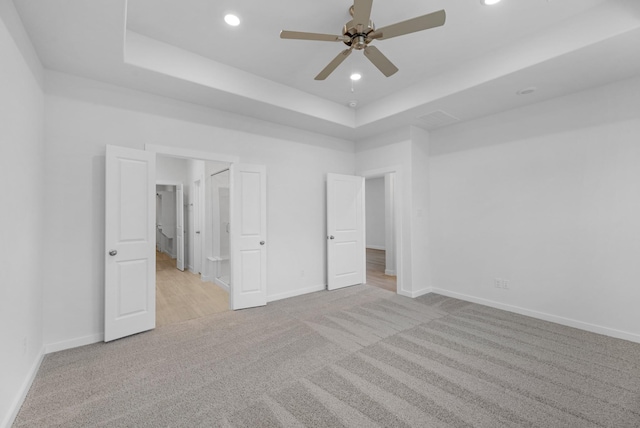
(365, 248, 397, 293)
(156, 251, 229, 327)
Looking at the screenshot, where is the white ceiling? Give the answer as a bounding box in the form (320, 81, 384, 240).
(13, 0, 640, 140)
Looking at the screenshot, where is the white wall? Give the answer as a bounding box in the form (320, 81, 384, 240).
(365, 177, 385, 249)
(429, 75, 640, 342)
(409, 127, 432, 294)
(157, 155, 189, 186)
(384, 173, 396, 275)
(0, 3, 44, 426)
(42, 71, 355, 350)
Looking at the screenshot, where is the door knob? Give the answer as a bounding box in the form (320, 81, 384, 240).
(196, 231, 201, 234)
(329, 235, 335, 240)
(260, 241, 265, 245)
(109, 250, 117, 256)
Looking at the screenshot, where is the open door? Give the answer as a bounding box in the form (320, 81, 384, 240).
(229, 163, 267, 310)
(176, 183, 185, 271)
(104, 145, 156, 342)
(327, 173, 365, 290)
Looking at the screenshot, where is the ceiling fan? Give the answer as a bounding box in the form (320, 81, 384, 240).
(280, 0, 446, 80)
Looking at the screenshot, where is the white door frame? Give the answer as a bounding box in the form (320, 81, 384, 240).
(359, 166, 403, 294)
(146, 145, 239, 165)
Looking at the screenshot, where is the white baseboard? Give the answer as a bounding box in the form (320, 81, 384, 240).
(384, 269, 396, 276)
(44, 333, 104, 354)
(396, 287, 432, 299)
(267, 284, 326, 303)
(159, 248, 173, 257)
(2, 347, 45, 428)
(213, 278, 229, 292)
(366, 245, 386, 251)
(201, 274, 214, 283)
(431, 288, 640, 344)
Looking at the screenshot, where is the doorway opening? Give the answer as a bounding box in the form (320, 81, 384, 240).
(210, 168, 231, 290)
(365, 173, 397, 293)
(154, 155, 231, 327)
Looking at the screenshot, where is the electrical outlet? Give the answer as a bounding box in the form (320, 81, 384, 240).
(300, 270, 305, 277)
(494, 278, 510, 289)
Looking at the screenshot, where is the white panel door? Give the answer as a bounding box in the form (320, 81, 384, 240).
(176, 183, 185, 271)
(327, 173, 365, 290)
(105, 145, 156, 342)
(230, 164, 267, 310)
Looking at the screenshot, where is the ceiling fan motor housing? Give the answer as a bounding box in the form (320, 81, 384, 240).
(342, 20, 375, 49)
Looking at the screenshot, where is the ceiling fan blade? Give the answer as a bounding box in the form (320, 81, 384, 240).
(364, 45, 398, 77)
(280, 30, 348, 42)
(370, 9, 446, 40)
(315, 48, 353, 80)
(353, 0, 374, 29)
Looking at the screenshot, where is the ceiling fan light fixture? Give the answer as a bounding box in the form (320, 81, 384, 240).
(350, 73, 362, 81)
(224, 14, 240, 26)
(481, 0, 501, 5)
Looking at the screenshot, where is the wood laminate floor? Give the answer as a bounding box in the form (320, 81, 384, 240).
(156, 251, 229, 327)
(366, 248, 397, 293)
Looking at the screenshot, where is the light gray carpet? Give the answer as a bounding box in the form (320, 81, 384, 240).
(14, 286, 640, 427)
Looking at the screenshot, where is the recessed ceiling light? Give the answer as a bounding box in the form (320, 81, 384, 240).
(350, 73, 362, 81)
(224, 14, 240, 26)
(517, 87, 537, 95)
(481, 0, 501, 5)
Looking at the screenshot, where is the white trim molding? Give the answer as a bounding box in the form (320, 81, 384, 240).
(431, 288, 640, 344)
(213, 278, 230, 293)
(145, 144, 239, 163)
(267, 284, 326, 303)
(397, 287, 432, 299)
(2, 348, 45, 428)
(44, 333, 104, 354)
